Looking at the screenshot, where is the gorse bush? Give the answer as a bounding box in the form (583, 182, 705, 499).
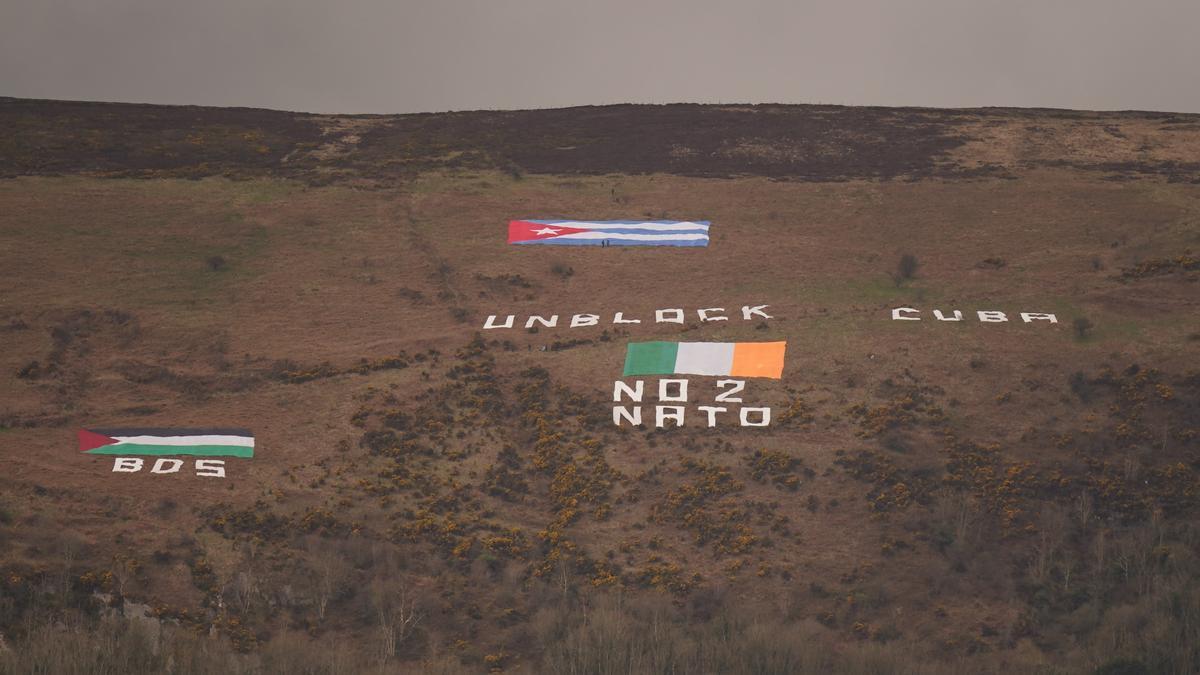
(4, 337, 1197, 674)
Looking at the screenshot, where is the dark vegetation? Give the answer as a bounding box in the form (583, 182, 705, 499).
(3, 334, 1197, 672)
(891, 253, 920, 286)
(0, 98, 322, 178)
(1073, 317, 1095, 340)
(5, 97, 1200, 184)
(1117, 255, 1200, 281)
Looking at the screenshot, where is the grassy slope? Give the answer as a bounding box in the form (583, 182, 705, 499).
(0, 99, 1199, 673)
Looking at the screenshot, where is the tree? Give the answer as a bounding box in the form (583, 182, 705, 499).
(230, 571, 258, 616)
(371, 577, 422, 665)
(307, 541, 349, 622)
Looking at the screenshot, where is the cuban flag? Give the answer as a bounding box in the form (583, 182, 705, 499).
(508, 220, 710, 247)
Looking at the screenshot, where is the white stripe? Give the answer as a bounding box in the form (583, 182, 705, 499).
(547, 221, 710, 232)
(113, 435, 255, 446)
(674, 343, 735, 376)
(552, 232, 709, 241)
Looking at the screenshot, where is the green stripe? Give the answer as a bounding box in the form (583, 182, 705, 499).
(86, 443, 253, 458)
(623, 342, 680, 376)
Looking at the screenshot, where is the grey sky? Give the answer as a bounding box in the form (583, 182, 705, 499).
(2, 0, 1198, 114)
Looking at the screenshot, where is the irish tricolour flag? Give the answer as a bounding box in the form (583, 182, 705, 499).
(508, 220, 710, 247)
(79, 428, 254, 458)
(623, 342, 787, 379)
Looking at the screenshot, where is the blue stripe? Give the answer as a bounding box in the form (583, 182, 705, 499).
(551, 228, 711, 236)
(514, 238, 709, 247)
(526, 220, 710, 226)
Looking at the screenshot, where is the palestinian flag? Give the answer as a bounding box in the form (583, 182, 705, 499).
(79, 428, 254, 458)
(623, 342, 787, 379)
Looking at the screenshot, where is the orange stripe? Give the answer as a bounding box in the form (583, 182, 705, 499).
(730, 342, 786, 378)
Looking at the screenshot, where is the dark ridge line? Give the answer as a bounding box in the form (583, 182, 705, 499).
(3, 96, 1199, 118)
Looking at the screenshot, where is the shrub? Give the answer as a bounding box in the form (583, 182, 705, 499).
(1094, 658, 1150, 675)
(893, 254, 919, 286)
(1074, 317, 1095, 339)
(152, 498, 177, 518)
(15, 361, 41, 379)
(880, 433, 911, 454)
(359, 430, 398, 454)
(397, 287, 428, 304)
(1069, 371, 1095, 402)
(206, 255, 227, 271)
(746, 449, 804, 489)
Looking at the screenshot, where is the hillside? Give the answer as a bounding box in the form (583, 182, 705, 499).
(0, 96, 1198, 674)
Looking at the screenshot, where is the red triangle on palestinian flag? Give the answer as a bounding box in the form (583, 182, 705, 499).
(508, 220, 591, 243)
(78, 429, 119, 453)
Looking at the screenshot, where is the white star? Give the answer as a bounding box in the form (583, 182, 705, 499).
(533, 227, 561, 236)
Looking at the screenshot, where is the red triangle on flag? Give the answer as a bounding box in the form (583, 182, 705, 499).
(78, 429, 119, 452)
(508, 220, 591, 243)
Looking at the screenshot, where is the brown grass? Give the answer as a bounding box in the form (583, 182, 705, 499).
(1, 101, 1198, 672)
